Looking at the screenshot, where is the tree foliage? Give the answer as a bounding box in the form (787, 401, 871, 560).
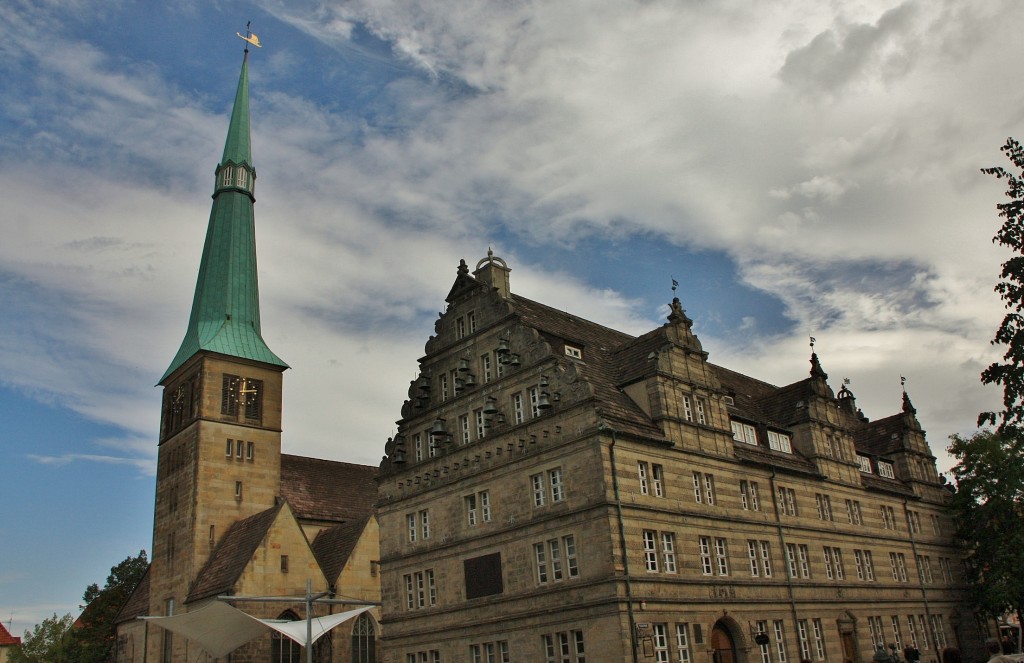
(980, 137, 1024, 434)
(64, 550, 149, 663)
(947, 430, 1024, 623)
(8, 613, 74, 663)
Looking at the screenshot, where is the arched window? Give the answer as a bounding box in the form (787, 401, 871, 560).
(351, 613, 376, 663)
(236, 166, 248, 189)
(221, 168, 233, 187)
(272, 611, 302, 663)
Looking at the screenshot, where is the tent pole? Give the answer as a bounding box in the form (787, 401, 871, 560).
(306, 578, 313, 663)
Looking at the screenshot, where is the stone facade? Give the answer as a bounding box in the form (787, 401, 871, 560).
(377, 253, 983, 663)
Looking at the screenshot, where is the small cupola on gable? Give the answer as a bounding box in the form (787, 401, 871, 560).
(473, 249, 511, 299)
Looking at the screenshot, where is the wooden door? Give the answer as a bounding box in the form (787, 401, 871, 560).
(712, 624, 737, 663)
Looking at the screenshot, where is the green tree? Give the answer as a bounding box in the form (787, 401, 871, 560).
(947, 430, 1024, 625)
(8, 613, 74, 663)
(64, 550, 149, 663)
(981, 137, 1024, 433)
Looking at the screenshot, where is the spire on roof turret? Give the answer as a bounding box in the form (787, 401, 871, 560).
(160, 49, 286, 383)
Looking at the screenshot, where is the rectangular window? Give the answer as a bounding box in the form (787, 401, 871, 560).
(414, 433, 424, 462)
(864, 550, 875, 581)
(773, 620, 788, 663)
(481, 354, 492, 383)
(878, 461, 895, 479)
(786, 543, 798, 579)
(530, 387, 541, 418)
(812, 619, 826, 660)
(731, 420, 758, 444)
(407, 513, 417, 542)
(918, 616, 929, 650)
(756, 621, 771, 663)
(715, 537, 729, 575)
(858, 455, 873, 473)
(532, 473, 546, 507)
(280, 554, 289, 573)
(890, 552, 907, 581)
(748, 540, 761, 577)
(461, 415, 471, 446)
(404, 570, 436, 609)
(565, 345, 583, 359)
(420, 510, 430, 540)
(907, 616, 919, 649)
(868, 617, 884, 648)
(236, 439, 243, 459)
(467, 310, 476, 333)
(891, 616, 903, 650)
(475, 409, 485, 440)
(798, 544, 811, 578)
(699, 536, 713, 575)
(512, 392, 524, 424)
(536, 536, 579, 583)
(653, 624, 670, 663)
(480, 490, 491, 522)
(652, 464, 664, 497)
(798, 620, 811, 661)
(457, 316, 466, 338)
(693, 472, 716, 504)
(549, 467, 565, 502)
(246, 441, 254, 461)
(908, 511, 922, 534)
(661, 532, 677, 573)
(696, 398, 708, 425)
(676, 624, 692, 663)
(682, 395, 693, 422)
(638, 461, 649, 495)
(777, 486, 797, 516)
(643, 530, 658, 572)
(466, 494, 478, 526)
(235, 481, 242, 500)
(768, 430, 792, 453)
(542, 631, 586, 663)
(846, 499, 862, 525)
(760, 541, 773, 577)
(740, 480, 760, 511)
(917, 555, 933, 583)
(225, 439, 233, 457)
(440, 373, 449, 401)
(815, 494, 833, 521)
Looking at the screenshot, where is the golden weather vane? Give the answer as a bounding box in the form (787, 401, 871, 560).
(237, 20, 262, 48)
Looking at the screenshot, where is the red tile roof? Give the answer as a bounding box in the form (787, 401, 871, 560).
(0, 621, 21, 646)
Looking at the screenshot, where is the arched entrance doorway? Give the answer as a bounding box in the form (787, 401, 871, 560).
(712, 620, 738, 663)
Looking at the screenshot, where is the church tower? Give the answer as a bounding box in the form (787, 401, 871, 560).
(149, 47, 288, 661)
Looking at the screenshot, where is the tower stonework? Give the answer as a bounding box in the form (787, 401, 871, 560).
(147, 49, 288, 663)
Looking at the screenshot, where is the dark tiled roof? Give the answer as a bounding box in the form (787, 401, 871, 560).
(310, 516, 370, 585)
(861, 472, 917, 496)
(855, 414, 906, 456)
(510, 295, 665, 440)
(0, 621, 21, 646)
(114, 565, 151, 624)
(187, 503, 282, 603)
(280, 455, 379, 523)
(734, 443, 820, 475)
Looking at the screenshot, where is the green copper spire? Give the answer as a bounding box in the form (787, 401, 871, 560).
(161, 51, 287, 383)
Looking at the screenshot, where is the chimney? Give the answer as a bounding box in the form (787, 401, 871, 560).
(474, 249, 511, 299)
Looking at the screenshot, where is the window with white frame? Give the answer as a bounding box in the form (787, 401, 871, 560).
(465, 491, 491, 526)
(823, 547, 844, 580)
(773, 620, 788, 663)
(461, 414, 471, 446)
(420, 510, 430, 540)
(564, 345, 583, 359)
(907, 510, 922, 534)
(642, 531, 677, 573)
(676, 624, 692, 663)
(812, 619, 826, 660)
(890, 552, 908, 582)
(467, 310, 476, 334)
(403, 569, 436, 610)
(653, 624, 670, 663)
(530, 387, 541, 419)
(535, 535, 579, 583)
(440, 373, 449, 401)
(798, 620, 811, 661)
(696, 398, 708, 425)
(475, 409, 485, 440)
(777, 486, 797, 516)
(740, 480, 760, 511)
(682, 395, 694, 422)
(767, 430, 792, 453)
(878, 460, 895, 479)
(815, 494, 833, 521)
(715, 537, 730, 575)
(786, 543, 811, 578)
(868, 616, 884, 648)
(880, 505, 897, 530)
(891, 616, 903, 650)
(916, 555, 933, 583)
(693, 471, 716, 505)
(549, 467, 565, 502)
(407, 513, 417, 542)
(532, 472, 546, 507)
(512, 392, 524, 424)
(755, 621, 771, 663)
(542, 631, 586, 663)
(698, 536, 714, 575)
(638, 462, 649, 495)
(652, 464, 664, 497)
(747, 540, 773, 577)
(846, 499, 862, 525)
(643, 530, 658, 572)
(481, 354, 492, 383)
(907, 616, 919, 649)
(731, 420, 757, 444)
(857, 455, 873, 473)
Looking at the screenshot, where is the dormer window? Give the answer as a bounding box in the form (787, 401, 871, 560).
(857, 455, 873, 473)
(877, 460, 895, 479)
(731, 420, 757, 445)
(767, 430, 792, 453)
(564, 345, 582, 359)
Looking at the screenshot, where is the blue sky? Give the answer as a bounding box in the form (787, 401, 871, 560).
(1, 0, 1018, 634)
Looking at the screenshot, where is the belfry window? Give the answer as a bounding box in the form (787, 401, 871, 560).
(221, 168, 233, 187)
(236, 166, 248, 189)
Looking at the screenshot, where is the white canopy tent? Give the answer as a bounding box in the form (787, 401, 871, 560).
(140, 600, 374, 658)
